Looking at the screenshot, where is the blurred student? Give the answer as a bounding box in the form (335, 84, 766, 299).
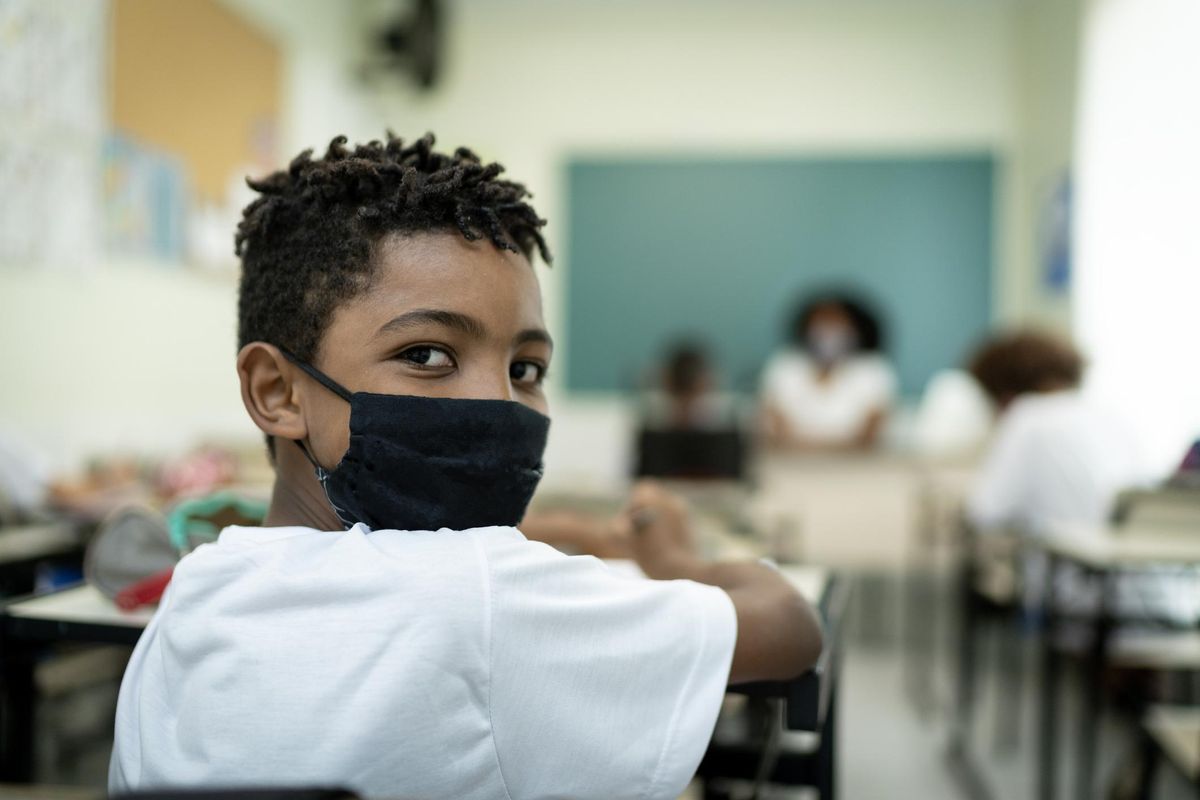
(641, 341, 737, 431)
(634, 341, 746, 480)
(760, 292, 897, 450)
(110, 134, 822, 800)
(965, 330, 1200, 623)
(965, 330, 1144, 532)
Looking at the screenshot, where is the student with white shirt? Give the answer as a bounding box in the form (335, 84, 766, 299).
(962, 330, 1200, 623)
(760, 292, 897, 450)
(109, 134, 823, 799)
(964, 330, 1144, 533)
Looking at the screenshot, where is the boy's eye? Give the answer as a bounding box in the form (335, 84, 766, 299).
(398, 346, 454, 369)
(510, 361, 545, 386)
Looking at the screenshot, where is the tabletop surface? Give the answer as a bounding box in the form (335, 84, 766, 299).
(0, 524, 79, 565)
(5, 584, 154, 628)
(1040, 523, 1200, 568)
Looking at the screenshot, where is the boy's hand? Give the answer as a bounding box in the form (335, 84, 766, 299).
(623, 480, 701, 580)
(621, 480, 823, 682)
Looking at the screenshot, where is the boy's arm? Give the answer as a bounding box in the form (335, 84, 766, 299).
(519, 509, 632, 558)
(625, 482, 823, 685)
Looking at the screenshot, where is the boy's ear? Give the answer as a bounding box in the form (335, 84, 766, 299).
(237, 343, 308, 443)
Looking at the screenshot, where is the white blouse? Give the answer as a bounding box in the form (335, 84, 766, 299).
(761, 350, 897, 444)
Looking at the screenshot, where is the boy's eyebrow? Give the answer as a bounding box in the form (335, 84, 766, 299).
(376, 309, 488, 340)
(375, 309, 553, 349)
(515, 329, 554, 350)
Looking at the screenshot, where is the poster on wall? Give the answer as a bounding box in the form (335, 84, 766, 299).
(102, 135, 189, 264)
(1039, 172, 1073, 294)
(0, 0, 106, 269)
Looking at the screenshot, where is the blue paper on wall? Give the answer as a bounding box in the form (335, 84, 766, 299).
(102, 134, 188, 263)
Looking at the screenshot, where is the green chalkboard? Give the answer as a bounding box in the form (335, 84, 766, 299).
(565, 156, 994, 397)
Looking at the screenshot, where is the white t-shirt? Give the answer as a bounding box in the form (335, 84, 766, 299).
(967, 391, 1146, 534)
(761, 350, 897, 443)
(109, 524, 736, 800)
(966, 392, 1200, 622)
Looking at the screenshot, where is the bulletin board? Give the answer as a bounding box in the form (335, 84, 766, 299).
(110, 0, 281, 203)
(565, 156, 995, 397)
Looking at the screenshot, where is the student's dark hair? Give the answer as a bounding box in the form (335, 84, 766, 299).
(663, 340, 711, 396)
(967, 329, 1084, 404)
(235, 132, 551, 363)
(788, 291, 885, 353)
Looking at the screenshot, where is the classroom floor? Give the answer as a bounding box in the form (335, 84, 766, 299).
(29, 576, 1200, 799)
(835, 577, 1198, 800)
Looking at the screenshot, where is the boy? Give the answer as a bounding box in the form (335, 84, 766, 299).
(110, 134, 822, 799)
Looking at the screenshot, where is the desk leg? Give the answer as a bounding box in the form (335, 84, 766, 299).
(954, 528, 979, 751)
(1038, 553, 1060, 800)
(0, 633, 36, 782)
(1076, 570, 1112, 800)
(816, 675, 838, 800)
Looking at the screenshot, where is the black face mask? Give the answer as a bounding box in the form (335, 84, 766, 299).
(283, 354, 550, 533)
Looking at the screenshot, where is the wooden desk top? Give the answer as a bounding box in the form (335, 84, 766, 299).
(5, 584, 153, 629)
(1041, 523, 1200, 569)
(0, 524, 79, 565)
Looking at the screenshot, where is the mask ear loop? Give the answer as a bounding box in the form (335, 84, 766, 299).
(278, 348, 354, 403)
(276, 348, 357, 530)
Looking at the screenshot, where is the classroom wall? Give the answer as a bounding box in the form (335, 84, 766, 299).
(0, 265, 246, 473)
(2, 0, 1082, 485)
(1005, 0, 1083, 332)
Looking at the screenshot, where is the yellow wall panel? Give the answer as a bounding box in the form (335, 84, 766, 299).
(110, 0, 281, 202)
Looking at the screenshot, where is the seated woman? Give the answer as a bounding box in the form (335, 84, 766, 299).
(759, 291, 897, 450)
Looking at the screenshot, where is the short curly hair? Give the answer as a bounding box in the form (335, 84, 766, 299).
(235, 132, 550, 363)
(788, 291, 885, 353)
(967, 329, 1084, 404)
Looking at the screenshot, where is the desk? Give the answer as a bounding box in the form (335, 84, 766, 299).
(0, 525, 83, 597)
(4, 584, 151, 643)
(1036, 525, 1200, 800)
(753, 453, 921, 569)
(700, 565, 849, 799)
(0, 585, 149, 781)
(0, 526, 80, 567)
